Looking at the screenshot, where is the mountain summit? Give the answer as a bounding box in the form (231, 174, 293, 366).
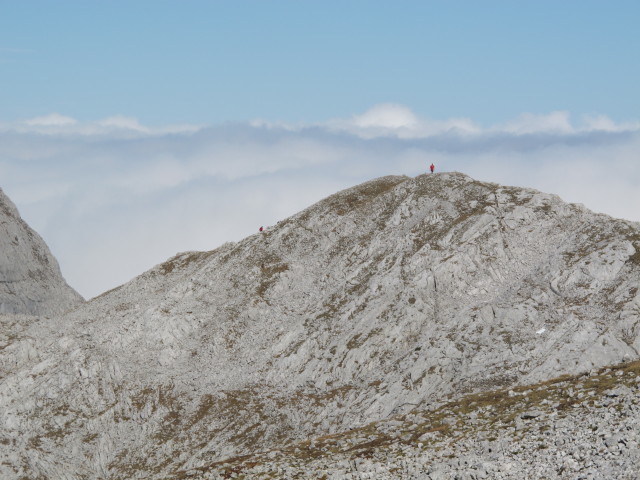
(2, 173, 639, 478)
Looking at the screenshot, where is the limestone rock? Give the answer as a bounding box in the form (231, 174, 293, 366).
(1, 172, 640, 479)
(0, 187, 83, 315)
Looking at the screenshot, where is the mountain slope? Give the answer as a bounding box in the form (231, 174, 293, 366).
(1, 172, 639, 479)
(0, 187, 83, 315)
(175, 359, 640, 479)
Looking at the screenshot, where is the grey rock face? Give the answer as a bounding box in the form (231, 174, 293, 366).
(1, 173, 640, 479)
(198, 362, 640, 480)
(0, 187, 83, 315)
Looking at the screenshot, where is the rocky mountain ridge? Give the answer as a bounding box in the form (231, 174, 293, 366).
(0, 187, 83, 315)
(1, 172, 639, 479)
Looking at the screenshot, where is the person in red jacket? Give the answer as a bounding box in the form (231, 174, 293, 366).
(259, 226, 264, 232)
(430, 163, 435, 173)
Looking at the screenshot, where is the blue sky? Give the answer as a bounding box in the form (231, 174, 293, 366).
(1, 1, 639, 298)
(2, 1, 639, 124)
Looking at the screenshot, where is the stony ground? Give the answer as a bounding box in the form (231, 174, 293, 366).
(174, 360, 640, 480)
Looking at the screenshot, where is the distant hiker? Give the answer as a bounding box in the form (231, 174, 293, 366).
(259, 226, 264, 232)
(430, 163, 435, 173)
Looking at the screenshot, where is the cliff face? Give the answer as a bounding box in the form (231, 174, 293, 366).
(1, 173, 639, 479)
(0, 188, 83, 315)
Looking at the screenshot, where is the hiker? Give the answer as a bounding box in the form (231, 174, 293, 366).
(259, 226, 264, 232)
(430, 163, 435, 173)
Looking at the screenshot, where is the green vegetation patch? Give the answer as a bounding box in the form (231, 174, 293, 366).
(331, 177, 407, 215)
(160, 251, 216, 276)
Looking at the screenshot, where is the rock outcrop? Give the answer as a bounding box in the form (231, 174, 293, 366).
(0, 187, 83, 315)
(1, 173, 639, 479)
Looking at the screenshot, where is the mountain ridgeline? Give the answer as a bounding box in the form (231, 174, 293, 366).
(0, 187, 82, 315)
(1, 172, 639, 479)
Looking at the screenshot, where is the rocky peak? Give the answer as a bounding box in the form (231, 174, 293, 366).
(1, 173, 639, 479)
(0, 188, 83, 315)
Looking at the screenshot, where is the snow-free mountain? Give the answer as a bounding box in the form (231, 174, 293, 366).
(0, 187, 82, 315)
(1, 172, 639, 479)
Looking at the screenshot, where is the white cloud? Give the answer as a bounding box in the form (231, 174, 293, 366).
(499, 111, 573, 135)
(326, 103, 480, 139)
(581, 114, 640, 132)
(1, 106, 638, 299)
(2, 113, 202, 137)
(582, 114, 620, 132)
(24, 113, 77, 127)
(352, 103, 419, 129)
(97, 115, 149, 132)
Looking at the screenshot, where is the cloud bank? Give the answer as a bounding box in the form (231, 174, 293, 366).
(1, 105, 638, 298)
